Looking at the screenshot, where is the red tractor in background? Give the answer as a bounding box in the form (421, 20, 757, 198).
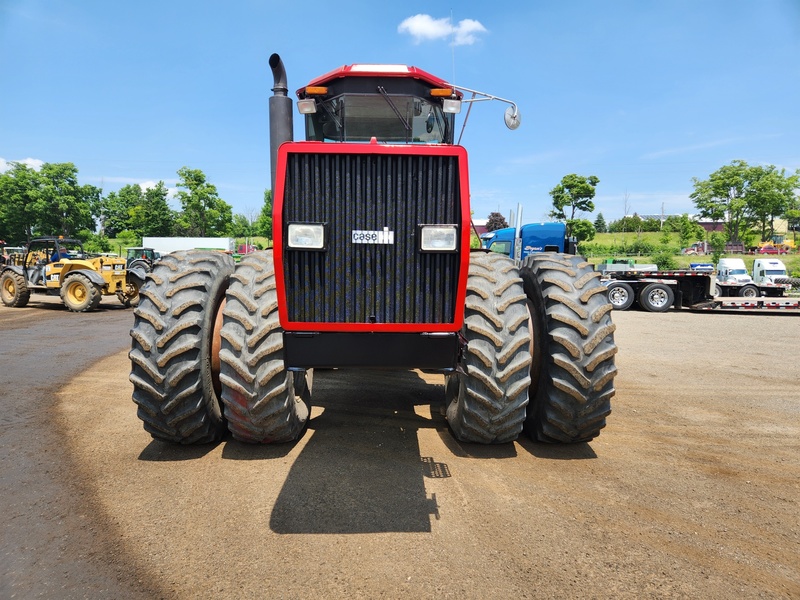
(129, 54, 617, 446)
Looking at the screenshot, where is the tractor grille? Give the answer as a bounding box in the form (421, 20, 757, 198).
(281, 151, 462, 324)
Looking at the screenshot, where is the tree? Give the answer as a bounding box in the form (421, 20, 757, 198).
(175, 167, 232, 237)
(608, 214, 644, 233)
(549, 174, 599, 237)
(0, 161, 41, 243)
(101, 184, 143, 237)
(139, 182, 175, 236)
(256, 189, 273, 239)
(746, 165, 799, 242)
(569, 219, 596, 243)
(593, 212, 607, 233)
(786, 203, 800, 245)
(485, 211, 509, 232)
(230, 214, 253, 237)
(691, 160, 753, 243)
(677, 214, 705, 248)
(33, 162, 99, 237)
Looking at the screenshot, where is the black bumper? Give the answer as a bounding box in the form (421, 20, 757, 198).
(283, 331, 460, 371)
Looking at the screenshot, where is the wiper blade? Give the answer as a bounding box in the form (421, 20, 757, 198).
(377, 86, 411, 131)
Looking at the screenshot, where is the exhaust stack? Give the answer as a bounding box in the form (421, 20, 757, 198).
(269, 53, 293, 194)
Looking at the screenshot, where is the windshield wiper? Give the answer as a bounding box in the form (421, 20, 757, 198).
(376, 86, 411, 132)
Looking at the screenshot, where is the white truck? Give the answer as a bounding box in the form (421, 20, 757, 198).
(715, 258, 790, 298)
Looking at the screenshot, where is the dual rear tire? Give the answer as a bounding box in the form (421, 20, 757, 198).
(445, 252, 617, 444)
(129, 250, 309, 445)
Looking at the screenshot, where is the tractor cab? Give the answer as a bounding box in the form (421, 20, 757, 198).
(296, 65, 463, 144)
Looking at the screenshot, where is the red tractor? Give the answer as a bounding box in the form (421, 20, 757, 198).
(129, 54, 617, 445)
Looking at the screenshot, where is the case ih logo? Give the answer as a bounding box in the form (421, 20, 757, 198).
(351, 227, 395, 245)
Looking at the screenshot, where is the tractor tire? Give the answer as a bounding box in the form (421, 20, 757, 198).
(445, 252, 532, 444)
(638, 282, 674, 312)
(775, 277, 800, 288)
(129, 259, 152, 273)
(605, 281, 635, 310)
(738, 284, 759, 298)
(60, 273, 102, 312)
(129, 250, 234, 444)
(520, 254, 617, 443)
(219, 251, 310, 444)
(1, 271, 30, 307)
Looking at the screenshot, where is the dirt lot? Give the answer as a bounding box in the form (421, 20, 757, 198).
(1, 298, 799, 599)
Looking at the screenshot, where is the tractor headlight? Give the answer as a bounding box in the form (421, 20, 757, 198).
(419, 225, 458, 252)
(287, 223, 326, 250)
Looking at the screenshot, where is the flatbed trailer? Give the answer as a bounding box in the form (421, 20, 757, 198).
(602, 269, 714, 312)
(702, 298, 800, 311)
(603, 268, 800, 312)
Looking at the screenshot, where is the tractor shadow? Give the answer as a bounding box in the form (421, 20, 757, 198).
(267, 369, 447, 534)
(263, 369, 598, 533)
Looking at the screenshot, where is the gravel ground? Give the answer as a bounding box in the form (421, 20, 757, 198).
(2, 299, 799, 599)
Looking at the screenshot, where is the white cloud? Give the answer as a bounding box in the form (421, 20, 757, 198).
(398, 14, 487, 46)
(0, 157, 44, 172)
(452, 19, 487, 46)
(139, 180, 178, 199)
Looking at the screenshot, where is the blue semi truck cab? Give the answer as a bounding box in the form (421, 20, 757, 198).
(480, 222, 575, 259)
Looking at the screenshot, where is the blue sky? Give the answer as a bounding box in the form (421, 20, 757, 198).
(2, 0, 799, 225)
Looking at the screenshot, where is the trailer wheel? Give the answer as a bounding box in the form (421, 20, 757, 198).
(0, 271, 30, 307)
(520, 254, 617, 443)
(638, 283, 674, 312)
(738, 284, 759, 298)
(445, 252, 532, 444)
(219, 251, 310, 444)
(129, 251, 234, 444)
(60, 273, 102, 312)
(605, 281, 634, 310)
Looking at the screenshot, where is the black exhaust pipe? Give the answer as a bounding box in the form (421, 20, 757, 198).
(269, 53, 293, 194)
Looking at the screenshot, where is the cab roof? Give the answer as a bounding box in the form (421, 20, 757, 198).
(298, 64, 462, 99)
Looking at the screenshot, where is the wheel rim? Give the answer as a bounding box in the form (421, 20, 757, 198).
(3, 278, 14, 297)
(609, 287, 628, 307)
(743, 287, 757, 298)
(648, 289, 669, 308)
(68, 281, 87, 303)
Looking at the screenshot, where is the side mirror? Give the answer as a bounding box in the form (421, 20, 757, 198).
(504, 106, 521, 130)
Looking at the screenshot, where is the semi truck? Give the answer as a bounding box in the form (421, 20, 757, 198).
(715, 258, 790, 298)
(128, 53, 618, 447)
(480, 222, 576, 259)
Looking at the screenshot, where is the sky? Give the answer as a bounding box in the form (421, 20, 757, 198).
(2, 0, 799, 226)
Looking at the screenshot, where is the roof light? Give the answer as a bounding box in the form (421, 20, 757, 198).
(430, 88, 455, 97)
(304, 86, 328, 95)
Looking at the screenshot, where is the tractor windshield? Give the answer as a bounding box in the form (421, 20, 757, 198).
(306, 94, 452, 144)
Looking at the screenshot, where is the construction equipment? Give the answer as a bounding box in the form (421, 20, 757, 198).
(129, 54, 617, 446)
(0, 237, 145, 311)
